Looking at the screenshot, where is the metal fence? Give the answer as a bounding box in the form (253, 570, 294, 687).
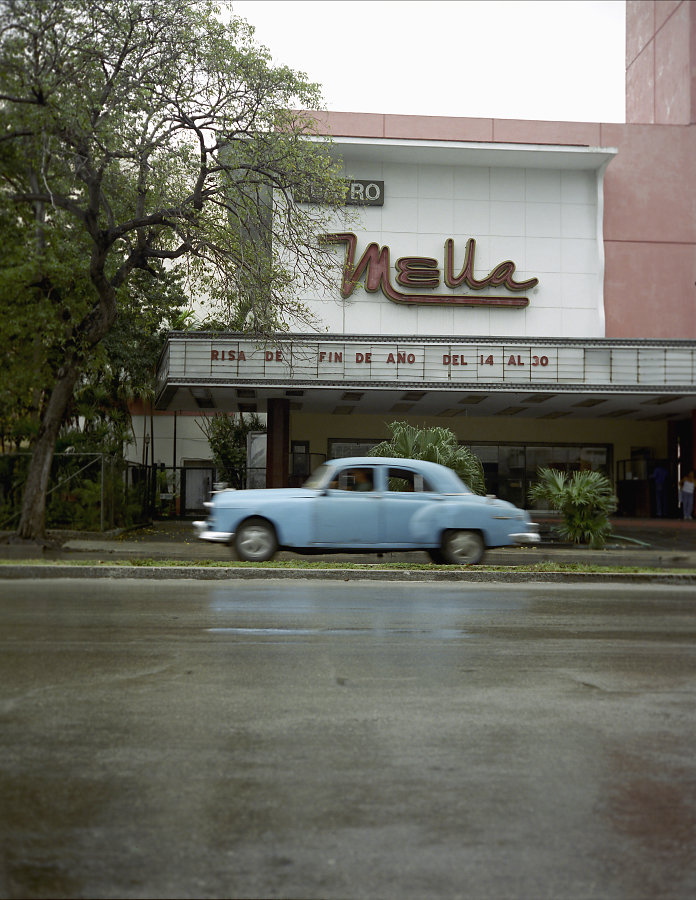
(1, 451, 329, 532)
(0, 454, 155, 532)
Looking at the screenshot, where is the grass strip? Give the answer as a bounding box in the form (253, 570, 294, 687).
(1, 557, 695, 575)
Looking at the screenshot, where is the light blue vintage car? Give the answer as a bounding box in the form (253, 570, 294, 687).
(194, 456, 539, 564)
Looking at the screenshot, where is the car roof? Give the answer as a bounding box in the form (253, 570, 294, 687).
(327, 456, 442, 471)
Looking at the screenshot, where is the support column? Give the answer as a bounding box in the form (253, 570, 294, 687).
(266, 398, 290, 488)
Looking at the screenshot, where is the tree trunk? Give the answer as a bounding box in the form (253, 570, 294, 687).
(16, 363, 81, 540)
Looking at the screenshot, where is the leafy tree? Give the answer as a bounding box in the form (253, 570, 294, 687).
(528, 467, 617, 548)
(198, 412, 266, 490)
(66, 266, 189, 452)
(0, 0, 347, 539)
(369, 421, 486, 494)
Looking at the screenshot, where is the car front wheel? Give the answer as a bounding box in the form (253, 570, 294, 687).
(440, 529, 485, 565)
(234, 517, 278, 562)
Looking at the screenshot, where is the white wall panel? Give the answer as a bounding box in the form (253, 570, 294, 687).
(561, 170, 596, 203)
(418, 165, 454, 198)
(454, 199, 490, 236)
(381, 197, 418, 232)
(525, 169, 561, 202)
(454, 166, 490, 200)
(490, 167, 525, 201)
(419, 198, 453, 234)
(562, 308, 603, 337)
(525, 306, 562, 336)
(561, 204, 596, 239)
(381, 162, 418, 197)
(525, 203, 562, 238)
(490, 201, 525, 237)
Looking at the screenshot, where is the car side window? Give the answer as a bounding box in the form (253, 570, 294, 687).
(386, 468, 433, 493)
(330, 467, 375, 492)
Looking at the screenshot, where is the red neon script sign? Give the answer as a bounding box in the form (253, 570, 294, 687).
(323, 233, 538, 307)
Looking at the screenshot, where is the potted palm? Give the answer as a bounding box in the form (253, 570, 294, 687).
(528, 467, 618, 548)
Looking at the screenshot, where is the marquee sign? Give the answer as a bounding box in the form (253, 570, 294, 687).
(160, 338, 696, 389)
(323, 232, 539, 307)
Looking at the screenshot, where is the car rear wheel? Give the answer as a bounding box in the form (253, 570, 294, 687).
(440, 529, 485, 565)
(234, 517, 278, 562)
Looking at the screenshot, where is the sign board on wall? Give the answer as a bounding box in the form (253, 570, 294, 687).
(297, 179, 384, 206)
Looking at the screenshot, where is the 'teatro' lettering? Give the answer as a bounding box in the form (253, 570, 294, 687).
(322, 232, 538, 307)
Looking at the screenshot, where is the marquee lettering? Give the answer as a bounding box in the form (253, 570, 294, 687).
(210, 349, 246, 361)
(322, 233, 538, 307)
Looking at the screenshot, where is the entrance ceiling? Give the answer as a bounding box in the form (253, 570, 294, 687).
(161, 384, 695, 423)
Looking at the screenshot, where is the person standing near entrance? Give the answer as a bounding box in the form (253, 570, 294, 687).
(650, 464, 668, 517)
(680, 471, 695, 519)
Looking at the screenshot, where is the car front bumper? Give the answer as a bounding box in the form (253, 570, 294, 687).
(510, 529, 541, 545)
(193, 520, 234, 543)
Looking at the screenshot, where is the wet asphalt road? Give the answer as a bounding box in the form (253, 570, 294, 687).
(1, 578, 695, 900)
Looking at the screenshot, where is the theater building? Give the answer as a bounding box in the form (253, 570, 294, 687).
(146, 1, 696, 516)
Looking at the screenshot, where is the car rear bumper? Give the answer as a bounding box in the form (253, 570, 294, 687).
(193, 521, 233, 543)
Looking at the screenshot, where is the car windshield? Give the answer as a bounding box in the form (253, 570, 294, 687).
(303, 464, 330, 489)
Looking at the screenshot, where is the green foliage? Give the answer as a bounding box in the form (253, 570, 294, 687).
(369, 421, 486, 494)
(528, 467, 618, 548)
(0, 0, 349, 336)
(1, 0, 350, 536)
(197, 413, 266, 490)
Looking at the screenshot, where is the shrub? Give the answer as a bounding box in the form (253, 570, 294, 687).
(528, 467, 617, 548)
(197, 413, 266, 490)
(369, 421, 486, 494)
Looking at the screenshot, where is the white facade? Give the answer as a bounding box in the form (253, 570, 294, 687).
(304, 139, 614, 340)
(150, 126, 695, 516)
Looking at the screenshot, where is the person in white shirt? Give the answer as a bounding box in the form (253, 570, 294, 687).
(680, 471, 695, 519)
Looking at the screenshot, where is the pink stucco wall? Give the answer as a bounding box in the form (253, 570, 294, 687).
(626, 1, 695, 125)
(601, 122, 696, 338)
(313, 109, 695, 340)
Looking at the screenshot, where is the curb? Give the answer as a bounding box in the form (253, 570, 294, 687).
(1, 564, 695, 584)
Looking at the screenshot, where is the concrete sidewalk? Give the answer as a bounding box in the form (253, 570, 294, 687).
(2, 517, 696, 580)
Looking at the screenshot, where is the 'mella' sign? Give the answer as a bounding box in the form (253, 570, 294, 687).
(323, 232, 538, 307)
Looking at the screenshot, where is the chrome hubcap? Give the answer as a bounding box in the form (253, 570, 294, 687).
(238, 525, 273, 560)
(447, 532, 482, 563)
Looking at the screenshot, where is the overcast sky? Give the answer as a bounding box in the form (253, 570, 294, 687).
(230, 0, 626, 123)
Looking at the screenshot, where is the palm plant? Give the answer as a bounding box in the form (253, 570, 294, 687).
(528, 467, 618, 548)
(369, 421, 486, 494)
